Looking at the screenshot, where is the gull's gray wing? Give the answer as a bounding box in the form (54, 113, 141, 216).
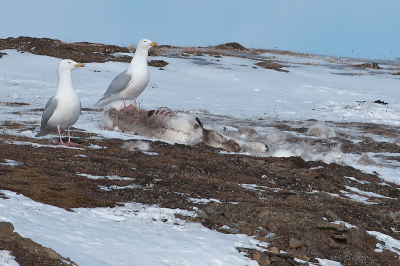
(35, 97, 58, 137)
(102, 70, 132, 96)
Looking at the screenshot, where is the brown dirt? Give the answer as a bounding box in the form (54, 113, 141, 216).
(354, 62, 382, 69)
(1, 37, 400, 266)
(0, 36, 131, 63)
(215, 42, 248, 51)
(148, 59, 169, 68)
(255, 61, 289, 72)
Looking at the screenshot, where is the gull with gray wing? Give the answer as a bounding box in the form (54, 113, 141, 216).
(94, 39, 158, 108)
(36, 59, 85, 146)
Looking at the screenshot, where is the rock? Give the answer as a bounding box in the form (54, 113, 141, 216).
(259, 211, 272, 225)
(270, 246, 279, 254)
(298, 172, 319, 179)
(266, 220, 279, 232)
(287, 257, 299, 266)
(236, 247, 253, 253)
(254, 61, 289, 73)
(255, 236, 270, 243)
(249, 249, 271, 266)
(266, 232, 277, 242)
(0, 222, 14, 239)
(240, 157, 265, 167)
(325, 210, 340, 221)
(293, 252, 310, 262)
(240, 226, 253, 236)
(250, 249, 262, 262)
(289, 237, 306, 248)
(148, 59, 168, 68)
(259, 229, 268, 237)
(317, 221, 339, 230)
(390, 211, 400, 222)
(337, 222, 350, 232)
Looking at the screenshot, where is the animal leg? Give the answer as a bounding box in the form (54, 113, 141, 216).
(64, 128, 80, 146)
(123, 97, 129, 109)
(123, 96, 138, 109)
(57, 127, 66, 146)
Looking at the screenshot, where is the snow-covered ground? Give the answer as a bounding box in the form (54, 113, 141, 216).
(1, 48, 400, 265)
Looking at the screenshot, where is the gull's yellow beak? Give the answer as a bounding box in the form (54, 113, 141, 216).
(150, 42, 158, 47)
(75, 63, 85, 67)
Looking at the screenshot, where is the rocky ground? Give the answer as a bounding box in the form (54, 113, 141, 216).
(1, 37, 400, 266)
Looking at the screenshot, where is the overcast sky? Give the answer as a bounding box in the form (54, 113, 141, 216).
(2, 0, 399, 60)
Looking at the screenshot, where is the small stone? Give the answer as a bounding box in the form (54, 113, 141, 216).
(259, 229, 268, 237)
(289, 237, 306, 248)
(0, 222, 14, 239)
(250, 250, 261, 262)
(266, 232, 277, 241)
(293, 252, 310, 262)
(287, 258, 299, 266)
(259, 212, 271, 225)
(337, 222, 350, 232)
(266, 220, 279, 232)
(390, 211, 400, 222)
(255, 236, 270, 243)
(317, 221, 339, 230)
(372, 198, 381, 204)
(299, 172, 319, 179)
(241, 157, 265, 167)
(240, 226, 252, 236)
(326, 210, 340, 221)
(269, 246, 279, 254)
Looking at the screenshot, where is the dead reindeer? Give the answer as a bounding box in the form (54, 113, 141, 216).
(195, 117, 241, 152)
(100, 106, 244, 152)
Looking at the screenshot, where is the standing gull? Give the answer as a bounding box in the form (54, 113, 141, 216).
(94, 39, 158, 108)
(36, 59, 85, 146)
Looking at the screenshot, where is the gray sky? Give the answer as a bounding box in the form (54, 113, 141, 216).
(2, 0, 399, 59)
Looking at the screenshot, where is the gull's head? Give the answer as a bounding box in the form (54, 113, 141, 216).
(137, 39, 158, 51)
(58, 59, 85, 72)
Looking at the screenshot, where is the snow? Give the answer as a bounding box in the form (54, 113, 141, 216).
(0, 190, 259, 266)
(315, 258, 344, 266)
(368, 231, 400, 256)
(0, 250, 19, 266)
(0, 159, 23, 166)
(1, 48, 400, 265)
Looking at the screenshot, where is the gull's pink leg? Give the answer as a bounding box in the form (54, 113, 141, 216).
(123, 96, 128, 108)
(58, 127, 66, 146)
(65, 128, 80, 146)
(123, 96, 135, 109)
